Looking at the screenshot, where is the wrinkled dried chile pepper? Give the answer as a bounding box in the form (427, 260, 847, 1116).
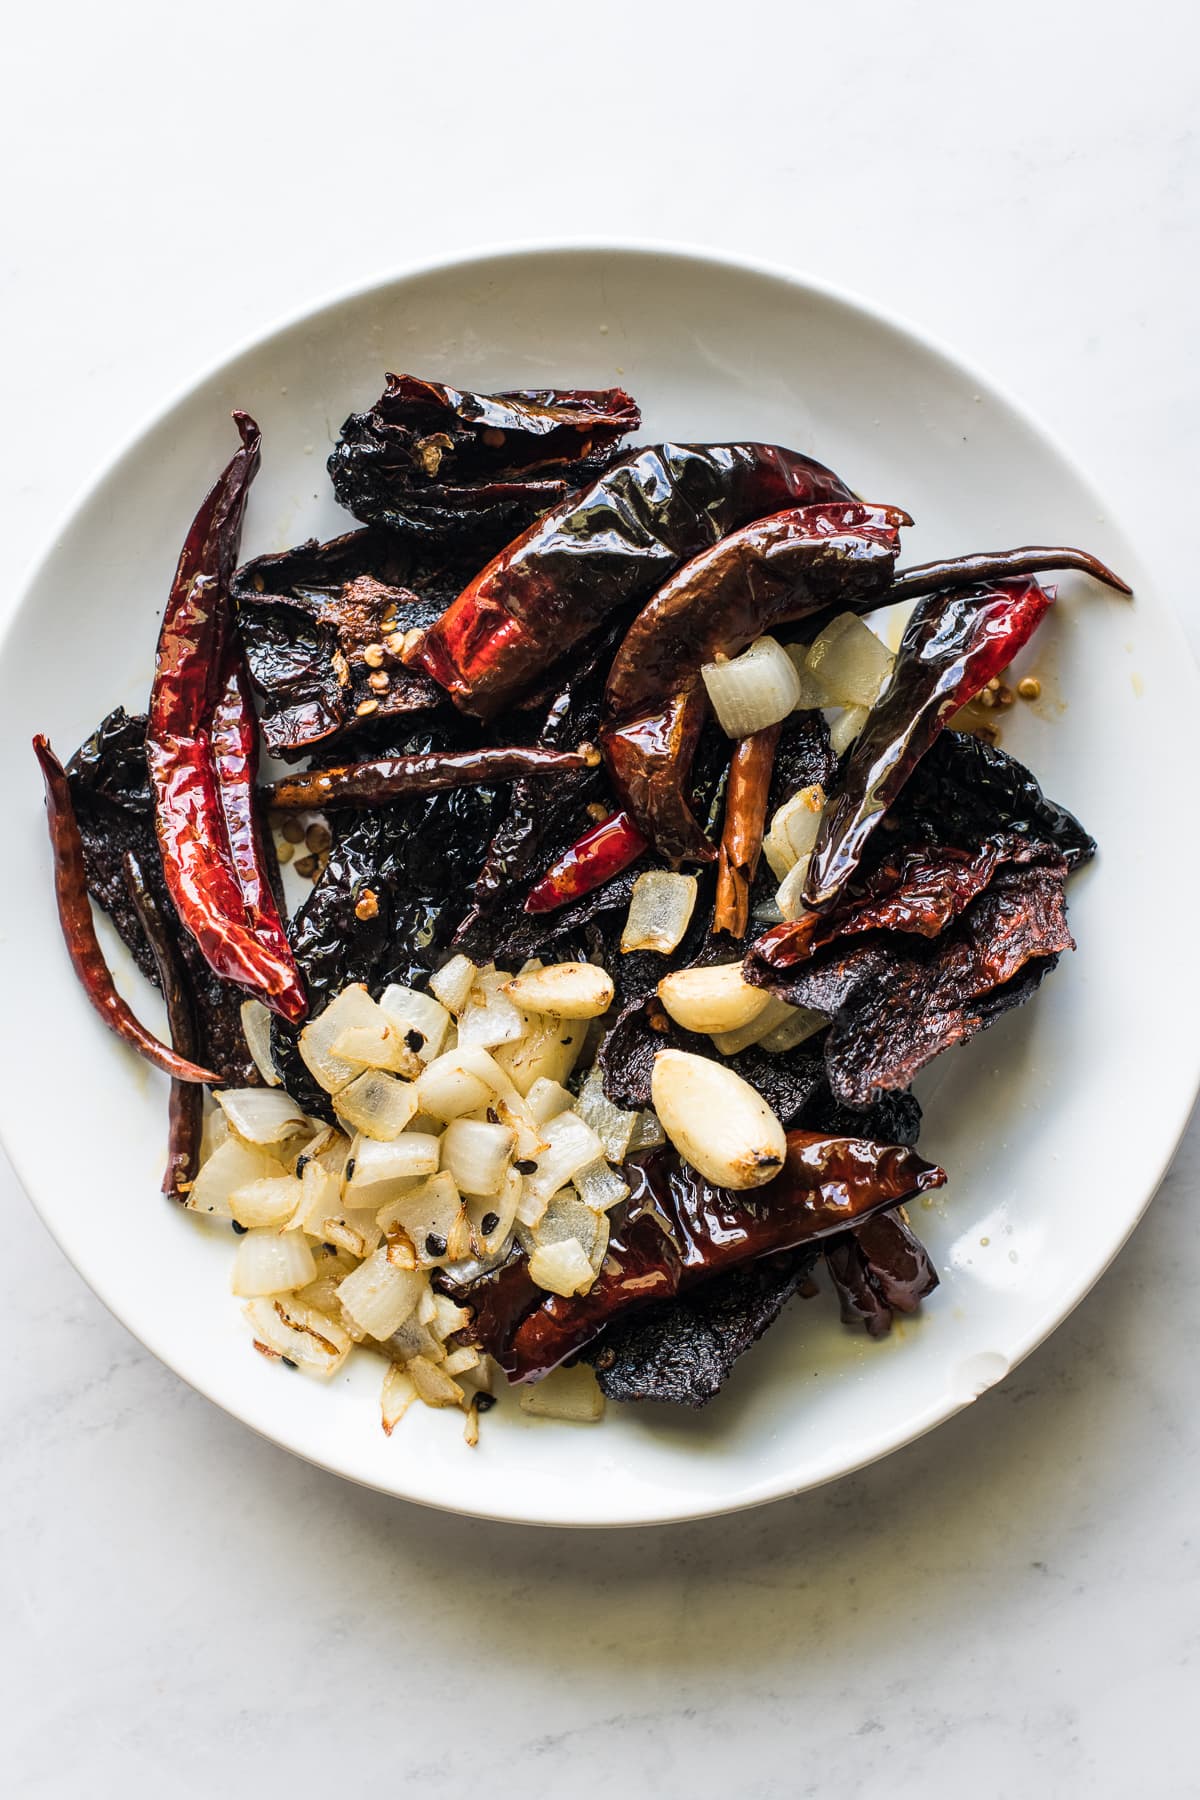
(33, 737, 219, 1085)
(146, 414, 306, 1022)
(122, 850, 203, 1196)
(210, 652, 295, 975)
(268, 742, 595, 811)
(825, 1210, 938, 1337)
(453, 1132, 945, 1381)
(890, 544, 1131, 604)
(412, 443, 855, 718)
(715, 724, 781, 938)
(601, 502, 910, 862)
(328, 374, 640, 540)
(804, 577, 1057, 912)
(523, 809, 649, 914)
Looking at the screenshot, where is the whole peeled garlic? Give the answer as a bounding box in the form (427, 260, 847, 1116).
(650, 1049, 787, 1190)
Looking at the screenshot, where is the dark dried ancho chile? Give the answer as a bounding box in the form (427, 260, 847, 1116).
(825, 1210, 938, 1338)
(889, 728, 1096, 868)
(328, 374, 641, 543)
(232, 528, 460, 758)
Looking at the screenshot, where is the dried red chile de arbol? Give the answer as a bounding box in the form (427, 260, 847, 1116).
(448, 1132, 945, 1382)
(328, 374, 641, 542)
(411, 442, 855, 718)
(267, 742, 595, 812)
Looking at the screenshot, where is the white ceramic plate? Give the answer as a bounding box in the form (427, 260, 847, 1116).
(2, 245, 1196, 1527)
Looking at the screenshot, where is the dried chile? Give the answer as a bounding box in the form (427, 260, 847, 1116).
(122, 849, 204, 1195)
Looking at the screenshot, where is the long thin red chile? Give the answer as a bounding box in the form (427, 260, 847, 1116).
(33, 736, 219, 1085)
(147, 414, 306, 1022)
(890, 544, 1131, 603)
(122, 850, 203, 1197)
(267, 742, 596, 812)
(523, 809, 648, 914)
(804, 577, 1057, 912)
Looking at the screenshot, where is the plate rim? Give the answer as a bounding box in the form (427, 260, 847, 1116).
(3, 238, 1198, 1528)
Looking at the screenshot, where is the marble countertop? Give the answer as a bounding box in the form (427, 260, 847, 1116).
(3, 4, 1197, 1793)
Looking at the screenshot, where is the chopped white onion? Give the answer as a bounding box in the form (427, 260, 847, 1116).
(442, 1346, 480, 1378)
(333, 1068, 420, 1141)
(231, 1228, 316, 1297)
(573, 1066, 638, 1163)
(378, 984, 452, 1062)
(288, 1157, 343, 1234)
(348, 1132, 440, 1193)
(627, 1109, 666, 1152)
(505, 962, 615, 1019)
(763, 784, 826, 879)
(215, 1086, 309, 1145)
(385, 1313, 445, 1365)
(620, 870, 698, 955)
(299, 985, 391, 1094)
(430, 1292, 472, 1340)
(330, 1021, 419, 1076)
(757, 1004, 827, 1053)
(522, 1110, 606, 1213)
(381, 1363, 418, 1433)
(229, 1173, 305, 1229)
(456, 979, 526, 1050)
(829, 704, 870, 756)
(337, 1248, 424, 1339)
(528, 1237, 597, 1297)
(487, 1093, 546, 1163)
(573, 1159, 631, 1212)
(418, 1046, 513, 1119)
(784, 642, 833, 711)
(407, 1355, 465, 1408)
(440, 1117, 514, 1198)
(701, 634, 802, 738)
(709, 994, 800, 1055)
(244, 1296, 350, 1378)
(428, 954, 478, 1014)
(240, 1000, 281, 1086)
(656, 962, 771, 1036)
(525, 1077, 574, 1124)
(465, 1163, 521, 1257)
(495, 1013, 585, 1096)
(518, 1364, 605, 1422)
(322, 1208, 382, 1261)
(775, 855, 812, 921)
(805, 612, 894, 707)
(651, 1049, 787, 1190)
(187, 1138, 283, 1218)
(376, 1171, 463, 1265)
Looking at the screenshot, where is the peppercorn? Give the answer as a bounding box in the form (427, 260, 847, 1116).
(480, 1211, 500, 1235)
(475, 1393, 497, 1413)
(514, 1159, 537, 1175)
(425, 1233, 448, 1257)
(231, 1220, 248, 1235)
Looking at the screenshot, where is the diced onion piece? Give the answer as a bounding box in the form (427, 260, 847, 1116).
(199, 1104, 231, 1161)
(522, 1110, 605, 1212)
(229, 1173, 305, 1229)
(324, 1209, 383, 1261)
(776, 854, 813, 921)
(805, 613, 895, 707)
(430, 1292, 471, 1341)
(620, 871, 698, 955)
(495, 1014, 585, 1096)
(407, 1355, 465, 1408)
(528, 1190, 608, 1264)
(231, 1228, 316, 1297)
(519, 1364, 605, 1422)
(215, 1086, 309, 1145)
(333, 1068, 420, 1141)
(701, 634, 802, 738)
(830, 704, 870, 756)
(627, 1109, 666, 1152)
(240, 999, 281, 1086)
(573, 1066, 638, 1163)
(337, 1248, 425, 1339)
(573, 1159, 631, 1213)
(529, 1237, 597, 1297)
(289, 1157, 343, 1234)
(188, 1138, 283, 1218)
(784, 643, 833, 711)
(757, 1005, 827, 1054)
(709, 994, 799, 1055)
(488, 1094, 546, 1163)
(378, 984, 452, 1062)
(245, 1296, 350, 1378)
(657, 962, 771, 1035)
(505, 962, 615, 1019)
(428, 954, 478, 1015)
(300, 985, 391, 1094)
(525, 1077, 574, 1124)
(763, 784, 826, 880)
(443, 1346, 480, 1378)
(441, 1118, 515, 1198)
(385, 1313, 445, 1365)
(418, 1046, 514, 1120)
(348, 1132, 440, 1193)
(330, 1021, 419, 1077)
(456, 982, 526, 1050)
(378, 1172, 464, 1267)
(651, 1049, 787, 1189)
(381, 1363, 418, 1433)
(465, 1164, 521, 1257)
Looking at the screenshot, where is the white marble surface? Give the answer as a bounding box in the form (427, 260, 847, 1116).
(3, 4, 1198, 1793)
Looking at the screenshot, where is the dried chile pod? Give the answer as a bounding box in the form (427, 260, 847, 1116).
(122, 850, 204, 1197)
(267, 742, 594, 812)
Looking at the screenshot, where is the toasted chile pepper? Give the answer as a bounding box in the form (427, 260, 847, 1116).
(804, 576, 1062, 912)
(268, 742, 596, 812)
(889, 544, 1131, 604)
(523, 808, 649, 914)
(714, 724, 782, 938)
(601, 502, 911, 863)
(33, 737, 219, 1085)
(122, 850, 203, 1197)
(825, 1210, 938, 1337)
(210, 650, 296, 978)
(445, 1132, 944, 1381)
(411, 443, 855, 718)
(146, 414, 307, 1022)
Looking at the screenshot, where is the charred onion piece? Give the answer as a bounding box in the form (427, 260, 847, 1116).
(890, 544, 1131, 603)
(412, 443, 855, 718)
(268, 743, 596, 812)
(714, 725, 781, 938)
(33, 736, 219, 1085)
(122, 850, 204, 1197)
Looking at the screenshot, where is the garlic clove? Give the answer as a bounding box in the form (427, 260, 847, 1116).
(650, 1049, 787, 1190)
(657, 962, 771, 1035)
(504, 962, 615, 1019)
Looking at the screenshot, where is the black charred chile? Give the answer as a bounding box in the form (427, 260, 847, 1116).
(889, 729, 1096, 868)
(122, 850, 204, 1196)
(825, 1210, 938, 1338)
